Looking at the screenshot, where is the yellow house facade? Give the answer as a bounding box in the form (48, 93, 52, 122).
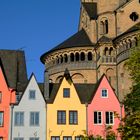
(46, 71, 88, 140)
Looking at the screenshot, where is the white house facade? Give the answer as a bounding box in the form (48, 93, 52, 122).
(11, 74, 46, 140)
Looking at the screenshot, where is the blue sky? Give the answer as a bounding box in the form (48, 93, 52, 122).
(0, 0, 80, 82)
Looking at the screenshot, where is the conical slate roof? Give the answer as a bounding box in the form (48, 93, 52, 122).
(40, 29, 94, 63)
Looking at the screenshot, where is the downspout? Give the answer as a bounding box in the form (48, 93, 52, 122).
(95, 19, 99, 82)
(85, 102, 88, 135)
(10, 104, 14, 140)
(45, 103, 47, 140)
(120, 102, 123, 122)
(114, 10, 119, 97)
(95, 49, 98, 82)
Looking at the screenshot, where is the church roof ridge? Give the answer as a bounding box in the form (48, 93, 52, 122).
(40, 29, 95, 64)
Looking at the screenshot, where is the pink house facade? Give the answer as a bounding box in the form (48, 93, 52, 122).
(0, 66, 16, 140)
(88, 74, 124, 139)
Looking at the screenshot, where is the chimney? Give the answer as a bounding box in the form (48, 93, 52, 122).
(44, 69, 49, 100)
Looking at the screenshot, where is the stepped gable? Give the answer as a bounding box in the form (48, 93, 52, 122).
(82, 2, 97, 20)
(40, 29, 94, 63)
(0, 50, 28, 92)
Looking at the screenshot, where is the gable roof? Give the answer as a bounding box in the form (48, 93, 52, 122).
(74, 84, 96, 104)
(15, 73, 46, 105)
(82, 2, 97, 20)
(46, 83, 96, 104)
(40, 29, 94, 63)
(46, 73, 120, 104)
(46, 83, 61, 104)
(0, 50, 28, 92)
(89, 74, 120, 103)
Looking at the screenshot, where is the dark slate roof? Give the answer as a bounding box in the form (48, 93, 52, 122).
(46, 83, 96, 104)
(40, 29, 94, 63)
(74, 84, 96, 104)
(0, 50, 28, 92)
(38, 83, 44, 93)
(98, 36, 112, 43)
(114, 22, 140, 41)
(82, 2, 97, 20)
(47, 83, 61, 103)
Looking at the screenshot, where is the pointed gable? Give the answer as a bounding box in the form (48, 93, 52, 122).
(90, 74, 119, 104)
(47, 69, 81, 104)
(15, 73, 46, 105)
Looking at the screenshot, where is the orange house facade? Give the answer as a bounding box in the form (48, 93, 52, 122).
(0, 66, 16, 140)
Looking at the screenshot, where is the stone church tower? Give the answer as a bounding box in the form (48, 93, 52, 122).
(41, 0, 140, 101)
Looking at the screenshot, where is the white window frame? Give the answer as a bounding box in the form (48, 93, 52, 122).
(105, 111, 114, 125)
(93, 111, 102, 125)
(101, 88, 108, 98)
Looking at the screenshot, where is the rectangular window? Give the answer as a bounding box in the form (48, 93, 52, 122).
(75, 136, 82, 140)
(0, 92, 2, 103)
(94, 111, 102, 124)
(29, 138, 39, 140)
(29, 90, 36, 100)
(63, 136, 72, 140)
(14, 112, 24, 126)
(69, 111, 78, 124)
(57, 111, 66, 124)
(14, 138, 24, 140)
(106, 111, 114, 125)
(0, 112, 4, 127)
(51, 136, 60, 140)
(101, 89, 108, 97)
(63, 88, 70, 98)
(30, 112, 39, 126)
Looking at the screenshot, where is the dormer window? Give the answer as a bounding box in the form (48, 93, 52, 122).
(63, 88, 70, 98)
(101, 89, 108, 98)
(29, 90, 36, 100)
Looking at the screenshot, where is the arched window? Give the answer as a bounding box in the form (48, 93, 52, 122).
(100, 21, 104, 34)
(100, 18, 108, 35)
(64, 54, 68, 63)
(104, 47, 108, 56)
(88, 52, 92, 61)
(81, 52, 85, 61)
(56, 56, 59, 64)
(70, 53, 74, 62)
(75, 52, 79, 61)
(60, 55, 63, 63)
(109, 47, 113, 56)
(128, 39, 132, 48)
(105, 20, 108, 34)
(134, 37, 138, 46)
